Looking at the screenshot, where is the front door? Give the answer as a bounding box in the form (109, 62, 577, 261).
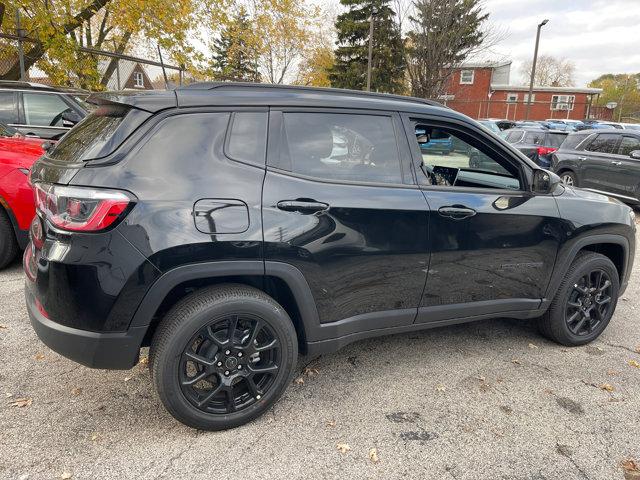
(262, 110, 430, 335)
(402, 114, 564, 322)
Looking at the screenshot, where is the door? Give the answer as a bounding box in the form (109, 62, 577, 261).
(402, 114, 563, 322)
(607, 135, 640, 201)
(262, 110, 430, 334)
(19, 92, 74, 139)
(580, 133, 621, 192)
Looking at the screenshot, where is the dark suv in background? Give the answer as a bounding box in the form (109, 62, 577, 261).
(24, 84, 636, 430)
(0, 81, 88, 139)
(552, 129, 640, 204)
(504, 127, 568, 168)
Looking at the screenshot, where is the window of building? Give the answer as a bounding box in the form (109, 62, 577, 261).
(506, 93, 518, 103)
(274, 112, 402, 184)
(226, 112, 268, 165)
(460, 70, 474, 85)
(134, 71, 144, 88)
(550, 95, 575, 111)
(618, 136, 640, 156)
(523, 93, 535, 105)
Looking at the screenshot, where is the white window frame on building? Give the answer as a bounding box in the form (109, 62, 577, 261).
(523, 93, 535, 105)
(551, 95, 575, 111)
(459, 70, 474, 85)
(134, 71, 145, 88)
(506, 93, 518, 103)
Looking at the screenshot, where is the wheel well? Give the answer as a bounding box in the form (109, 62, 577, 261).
(556, 168, 574, 175)
(580, 243, 625, 282)
(142, 275, 308, 354)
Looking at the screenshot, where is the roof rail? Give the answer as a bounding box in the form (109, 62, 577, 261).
(181, 81, 445, 108)
(0, 80, 56, 90)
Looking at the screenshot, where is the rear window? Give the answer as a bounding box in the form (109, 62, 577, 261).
(560, 133, 590, 150)
(547, 133, 567, 148)
(523, 131, 545, 145)
(47, 104, 130, 162)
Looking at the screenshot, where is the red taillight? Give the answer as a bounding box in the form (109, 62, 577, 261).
(23, 245, 37, 282)
(30, 216, 44, 249)
(537, 146, 557, 156)
(33, 182, 133, 232)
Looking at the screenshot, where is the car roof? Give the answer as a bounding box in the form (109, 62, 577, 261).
(0, 80, 72, 93)
(572, 128, 640, 136)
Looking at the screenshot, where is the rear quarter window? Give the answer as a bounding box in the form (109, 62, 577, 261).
(547, 133, 567, 148)
(47, 104, 131, 162)
(559, 133, 589, 150)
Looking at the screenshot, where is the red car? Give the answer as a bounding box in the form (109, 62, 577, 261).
(0, 124, 46, 269)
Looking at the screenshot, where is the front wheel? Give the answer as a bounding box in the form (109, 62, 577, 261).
(150, 284, 298, 430)
(560, 171, 577, 187)
(538, 252, 619, 346)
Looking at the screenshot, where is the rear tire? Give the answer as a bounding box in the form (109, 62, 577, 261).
(538, 252, 619, 346)
(560, 171, 577, 187)
(0, 210, 19, 270)
(150, 284, 298, 430)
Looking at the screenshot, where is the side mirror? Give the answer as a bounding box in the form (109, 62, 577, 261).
(532, 169, 562, 194)
(416, 134, 429, 144)
(630, 150, 640, 160)
(61, 110, 81, 127)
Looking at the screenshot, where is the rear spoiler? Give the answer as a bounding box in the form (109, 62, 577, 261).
(87, 91, 177, 113)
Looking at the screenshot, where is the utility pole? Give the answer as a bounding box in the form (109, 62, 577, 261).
(525, 19, 548, 120)
(366, 7, 375, 92)
(16, 10, 27, 81)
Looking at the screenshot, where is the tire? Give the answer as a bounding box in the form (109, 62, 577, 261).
(150, 284, 298, 430)
(538, 252, 619, 346)
(0, 210, 19, 270)
(560, 171, 577, 187)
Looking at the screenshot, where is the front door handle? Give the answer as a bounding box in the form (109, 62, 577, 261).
(578, 156, 587, 161)
(438, 205, 477, 220)
(611, 160, 623, 166)
(276, 199, 329, 214)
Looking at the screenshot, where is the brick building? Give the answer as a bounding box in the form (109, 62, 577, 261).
(438, 61, 603, 121)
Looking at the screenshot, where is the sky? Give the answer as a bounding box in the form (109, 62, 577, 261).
(323, 0, 640, 87)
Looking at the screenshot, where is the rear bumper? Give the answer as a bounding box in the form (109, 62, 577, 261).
(26, 286, 146, 369)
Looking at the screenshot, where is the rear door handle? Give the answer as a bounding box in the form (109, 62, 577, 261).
(276, 199, 329, 214)
(438, 205, 477, 220)
(611, 160, 623, 166)
(578, 156, 587, 161)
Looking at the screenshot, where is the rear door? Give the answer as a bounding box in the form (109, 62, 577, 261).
(262, 109, 430, 338)
(580, 133, 621, 192)
(402, 114, 562, 323)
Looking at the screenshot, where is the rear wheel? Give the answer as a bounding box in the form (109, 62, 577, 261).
(560, 171, 577, 187)
(0, 210, 19, 270)
(538, 252, 619, 346)
(150, 284, 298, 430)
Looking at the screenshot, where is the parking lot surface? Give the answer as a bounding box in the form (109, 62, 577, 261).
(1, 221, 640, 480)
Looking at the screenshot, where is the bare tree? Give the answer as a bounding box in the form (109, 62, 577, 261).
(520, 55, 575, 87)
(405, 0, 499, 99)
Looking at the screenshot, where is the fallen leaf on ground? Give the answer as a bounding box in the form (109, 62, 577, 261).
(124, 376, 132, 382)
(9, 397, 32, 408)
(293, 376, 304, 385)
(608, 369, 620, 376)
(629, 360, 640, 369)
(326, 420, 336, 427)
(0, 324, 7, 329)
(477, 375, 486, 382)
(436, 384, 446, 392)
(60, 472, 72, 479)
(621, 297, 629, 301)
(600, 383, 615, 392)
(138, 357, 149, 366)
(90, 433, 100, 442)
(71, 387, 82, 396)
(635, 346, 640, 354)
(511, 359, 521, 365)
(303, 367, 319, 376)
(528, 343, 539, 349)
(622, 459, 639, 473)
(336, 443, 351, 454)
(369, 448, 379, 463)
(543, 388, 554, 395)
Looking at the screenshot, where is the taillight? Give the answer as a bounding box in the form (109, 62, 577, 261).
(30, 216, 44, 249)
(537, 146, 557, 156)
(33, 182, 133, 232)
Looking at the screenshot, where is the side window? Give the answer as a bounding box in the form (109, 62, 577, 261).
(410, 123, 521, 191)
(547, 133, 567, 148)
(276, 112, 402, 184)
(585, 134, 619, 154)
(226, 112, 267, 165)
(505, 130, 524, 143)
(618, 136, 640, 156)
(23, 93, 70, 126)
(0, 92, 18, 124)
(560, 133, 589, 150)
(523, 131, 545, 145)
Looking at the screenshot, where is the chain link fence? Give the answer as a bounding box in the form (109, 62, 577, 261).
(0, 32, 186, 91)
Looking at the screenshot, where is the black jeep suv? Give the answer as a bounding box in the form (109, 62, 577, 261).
(24, 84, 636, 430)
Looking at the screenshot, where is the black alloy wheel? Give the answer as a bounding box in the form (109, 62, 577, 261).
(564, 269, 612, 336)
(179, 314, 280, 414)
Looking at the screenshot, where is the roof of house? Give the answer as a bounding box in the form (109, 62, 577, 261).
(490, 84, 603, 94)
(454, 60, 512, 69)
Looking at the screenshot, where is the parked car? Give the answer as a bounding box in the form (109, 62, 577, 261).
(0, 123, 46, 268)
(552, 129, 640, 203)
(545, 119, 585, 131)
(503, 127, 568, 168)
(0, 81, 88, 139)
(477, 119, 503, 136)
(620, 123, 640, 131)
(418, 127, 453, 154)
(25, 84, 636, 430)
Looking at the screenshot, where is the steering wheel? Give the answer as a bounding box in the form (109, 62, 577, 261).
(49, 108, 72, 127)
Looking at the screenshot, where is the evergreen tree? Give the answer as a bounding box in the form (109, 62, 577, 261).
(329, 0, 405, 93)
(211, 9, 260, 82)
